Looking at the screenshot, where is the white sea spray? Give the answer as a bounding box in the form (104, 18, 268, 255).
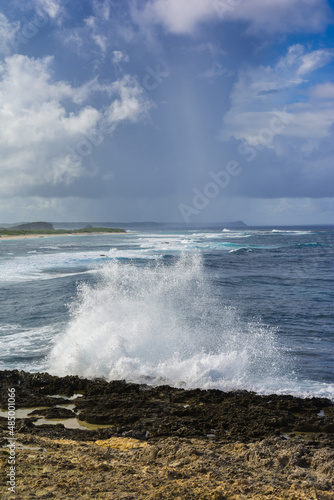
(48, 253, 289, 393)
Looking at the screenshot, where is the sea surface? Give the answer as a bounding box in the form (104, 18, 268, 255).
(0, 226, 333, 400)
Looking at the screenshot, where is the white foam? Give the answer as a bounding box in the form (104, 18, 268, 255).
(271, 229, 313, 235)
(48, 254, 295, 395)
(1, 325, 59, 360)
(0, 251, 108, 282)
(221, 233, 252, 238)
(0, 323, 21, 332)
(229, 247, 251, 253)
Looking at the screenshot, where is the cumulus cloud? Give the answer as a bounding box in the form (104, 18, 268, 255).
(106, 75, 152, 124)
(0, 54, 152, 197)
(132, 0, 215, 35)
(131, 0, 331, 35)
(215, 44, 334, 202)
(221, 45, 334, 144)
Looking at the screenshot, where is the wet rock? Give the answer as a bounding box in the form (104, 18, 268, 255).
(1, 370, 333, 444)
(1, 370, 334, 499)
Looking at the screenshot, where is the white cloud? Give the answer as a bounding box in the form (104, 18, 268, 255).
(131, 0, 331, 35)
(221, 45, 334, 144)
(83, 15, 109, 55)
(297, 49, 334, 75)
(106, 75, 153, 124)
(0, 55, 152, 196)
(214, 44, 334, 206)
(311, 82, 334, 99)
(93, 0, 111, 21)
(92, 33, 108, 54)
(0, 13, 20, 55)
(112, 50, 129, 64)
(135, 0, 215, 35)
(217, 0, 331, 33)
(34, 0, 63, 20)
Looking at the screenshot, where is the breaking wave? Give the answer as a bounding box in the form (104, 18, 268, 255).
(47, 253, 300, 394)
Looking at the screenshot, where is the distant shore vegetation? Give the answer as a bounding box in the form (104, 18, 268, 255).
(0, 227, 126, 236)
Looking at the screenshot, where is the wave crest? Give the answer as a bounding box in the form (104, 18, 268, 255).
(48, 254, 288, 392)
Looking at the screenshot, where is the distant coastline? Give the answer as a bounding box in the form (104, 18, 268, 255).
(0, 220, 249, 239)
(0, 225, 126, 240)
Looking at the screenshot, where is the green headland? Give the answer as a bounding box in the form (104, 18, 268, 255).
(0, 221, 125, 237)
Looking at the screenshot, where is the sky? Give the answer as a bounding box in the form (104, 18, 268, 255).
(0, 0, 334, 225)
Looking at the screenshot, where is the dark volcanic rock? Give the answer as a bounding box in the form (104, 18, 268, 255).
(0, 370, 333, 446)
(1, 370, 334, 499)
(28, 407, 76, 419)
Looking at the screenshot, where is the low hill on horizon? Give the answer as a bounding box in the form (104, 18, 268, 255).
(1, 220, 248, 232)
(52, 220, 248, 230)
(9, 221, 55, 231)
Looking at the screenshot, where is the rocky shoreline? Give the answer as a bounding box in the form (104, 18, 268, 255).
(1, 370, 334, 498)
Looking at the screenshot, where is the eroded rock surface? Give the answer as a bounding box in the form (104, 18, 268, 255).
(1, 370, 333, 499)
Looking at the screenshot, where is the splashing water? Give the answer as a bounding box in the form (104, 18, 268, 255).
(48, 253, 289, 392)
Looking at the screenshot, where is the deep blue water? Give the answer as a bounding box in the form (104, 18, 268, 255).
(0, 226, 333, 399)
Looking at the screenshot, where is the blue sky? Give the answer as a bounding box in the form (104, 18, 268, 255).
(0, 0, 334, 224)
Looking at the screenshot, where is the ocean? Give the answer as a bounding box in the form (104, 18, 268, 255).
(0, 226, 333, 400)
